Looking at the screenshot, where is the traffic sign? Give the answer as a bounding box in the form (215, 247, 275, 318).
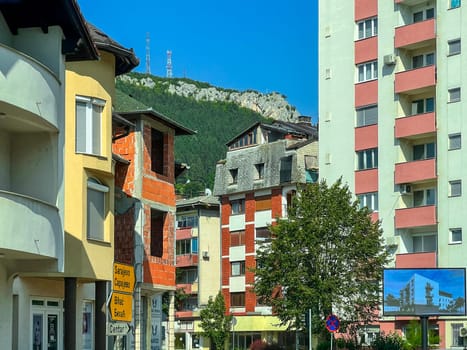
(113, 262, 135, 294)
(325, 314, 340, 333)
(109, 292, 133, 322)
(107, 322, 131, 336)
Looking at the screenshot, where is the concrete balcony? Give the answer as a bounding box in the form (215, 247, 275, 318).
(395, 205, 436, 229)
(176, 254, 199, 267)
(395, 65, 436, 95)
(395, 19, 436, 50)
(355, 36, 377, 65)
(395, 158, 437, 184)
(395, 112, 436, 139)
(0, 43, 61, 131)
(355, 80, 378, 107)
(355, 124, 378, 151)
(395, 251, 436, 268)
(395, 0, 428, 5)
(0, 190, 63, 269)
(355, 168, 378, 194)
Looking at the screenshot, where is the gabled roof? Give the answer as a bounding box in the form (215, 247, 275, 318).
(176, 195, 220, 209)
(117, 109, 196, 136)
(0, 0, 98, 61)
(86, 22, 139, 76)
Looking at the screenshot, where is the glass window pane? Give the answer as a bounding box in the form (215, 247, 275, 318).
(426, 189, 436, 205)
(426, 8, 434, 19)
(87, 188, 105, 240)
(413, 191, 424, 206)
(76, 102, 87, 152)
(366, 64, 372, 80)
(373, 62, 378, 78)
(426, 98, 435, 112)
(412, 100, 424, 114)
(424, 235, 437, 251)
(426, 53, 435, 65)
(449, 134, 461, 150)
(412, 55, 423, 68)
(449, 88, 461, 102)
(451, 0, 461, 8)
(413, 144, 424, 160)
(374, 18, 378, 35)
(413, 236, 423, 252)
(191, 238, 198, 253)
(451, 229, 462, 243)
(358, 152, 365, 169)
(366, 106, 378, 124)
(413, 11, 423, 23)
(449, 40, 461, 55)
(426, 143, 436, 158)
(92, 104, 101, 155)
(358, 65, 364, 82)
(365, 19, 372, 37)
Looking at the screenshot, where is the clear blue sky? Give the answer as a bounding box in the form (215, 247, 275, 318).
(78, 0, 318, 121)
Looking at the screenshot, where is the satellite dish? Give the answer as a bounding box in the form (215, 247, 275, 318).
(204, 188, 212, 196)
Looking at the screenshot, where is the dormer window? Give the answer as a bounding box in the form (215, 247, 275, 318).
(229, 168, 238, 184)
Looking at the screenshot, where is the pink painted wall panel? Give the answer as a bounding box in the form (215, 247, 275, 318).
(395, 112, 436, 138)
(355, 168, 378, 194)
(395, 19, 435, 49)
(355, 124, 378, 151)
(355, 80, 378, 107)
(355, 0, 377, 21)
(395, 205, 436, 228)
(395, 65, 436, 94)
(395, 252, 436, 268)
(355, 36, 378, 64)
(394, 158, 436, 184)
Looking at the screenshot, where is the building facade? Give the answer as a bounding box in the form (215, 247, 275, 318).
(319, 0, 467, 347)
(174, 194, 221, 350)
(113, 109, 195, 349)
(213, 119, 318, 349)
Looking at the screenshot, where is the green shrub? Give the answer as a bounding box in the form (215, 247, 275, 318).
(371, 332, 406, 350)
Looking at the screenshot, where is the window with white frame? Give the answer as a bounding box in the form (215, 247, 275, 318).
(449, 87, 461, 102)
(231, 198, 245, 215)
(75, 96, 105, 155)
(31, 298, 62, 350)
(448, 39, 461, 55)
(411, 97, 435, 115)
(176, 238, 198, 255)
(412, 52, 435, 69)
(413, 142, 436, 160)
(450, 180, 462, 197)
(357, 61, 378, 82)
(357, 17, 377, 40)
(449, 133, 461, 150)
(450, 0, 461, 9)
(356, 105, 378, 126)
(452, 323, 464, 347)
(357, 148, 378, 170)
(450, 228, 462, 244)
(412, 233, 436, 252)
(357, 192, 378, 211)
(413, 188, 436, 206)
(413, 8, 434, 23)
(87, 178, 108, 241)
(231, 261, 246, 276)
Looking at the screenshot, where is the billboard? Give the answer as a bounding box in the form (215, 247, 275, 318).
(383, 268, 466, 316)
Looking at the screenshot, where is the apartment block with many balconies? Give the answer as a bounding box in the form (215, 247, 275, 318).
(319, 0, 467, 347)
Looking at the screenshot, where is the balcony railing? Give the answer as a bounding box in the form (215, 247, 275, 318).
(395, 112, 436, 139)
(355, 124, 378, 151)
(355, 168, 378, 194)
(395, 251, 436, 268)
(395, 158, 437, 184)
(395, 205, 437, 228)
(355, 36, 378, 64)
(395, 19, 435, 49)
(176, 253, 198, 267)
(395, 65, 436, 94)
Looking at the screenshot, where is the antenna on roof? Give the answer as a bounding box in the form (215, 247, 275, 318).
(145, 32, 151, 75)
(166, 50, 172, 78)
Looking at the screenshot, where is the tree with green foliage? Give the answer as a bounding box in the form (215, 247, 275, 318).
(199, 291, 233, 350)
(254, 179, 390, 341)
(404, 319, 440, 350)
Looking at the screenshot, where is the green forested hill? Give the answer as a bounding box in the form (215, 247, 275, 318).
(114, 72, 270, 195)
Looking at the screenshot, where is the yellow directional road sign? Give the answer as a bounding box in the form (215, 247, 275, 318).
(113, 262, 135, 294)
(109, 292, 133, 322)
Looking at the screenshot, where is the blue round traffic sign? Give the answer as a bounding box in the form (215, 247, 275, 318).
(325, 314, 340, 332)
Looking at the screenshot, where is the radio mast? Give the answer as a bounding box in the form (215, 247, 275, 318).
(166, 50, 172, 78)
(145, 32, 151, 75)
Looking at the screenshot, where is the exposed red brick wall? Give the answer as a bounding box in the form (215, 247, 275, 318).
(112, 131, 136, 195)
(245, 255, 256, 285)
(142, 176, 175, 207)
(222, 288, 230, 310)
(142, 124, 175, 183)
(143, 261, 175, 286)
(222, 227, 230, 256)
(245, 286, 256, 312)
(271, 188, 283, 219)
(222, 257, 230, 286)
(114, 206, 135, 265)
(245, 223, 255, 254)
(221, 198, 230, 225)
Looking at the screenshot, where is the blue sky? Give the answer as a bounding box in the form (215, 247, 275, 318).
(78, 0, 318, 121)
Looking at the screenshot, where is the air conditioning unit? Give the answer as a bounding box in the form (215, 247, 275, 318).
(460, 327, 467, 337)
(400, 184, 412, 195)
(384, 54, 396, 65)
(202, 251, 209, 259)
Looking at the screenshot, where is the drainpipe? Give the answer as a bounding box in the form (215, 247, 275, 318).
(134, 200, 144, 350)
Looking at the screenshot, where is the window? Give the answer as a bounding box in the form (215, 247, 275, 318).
(357, 192, 378, 211)
(413, 142, 436, 160)
(231, 199, 245, 214)
(31, 298, 62, 350)
(151, 209, 165, 257)
(449, 87, 461, 102)
(452, 324, 464, 347)
(254, 163, 264, 180)
(176, 268, 197, 284)
(230, 292, 245, 307)
(448, 39, 461, 55)
(450, 228, 462, 244)
(176, 238, 198, 255)
(280, 155, 293, 183)
(450, 0, 461, 9)
(412, 98, 435, 115)
(230, 230, 245, 246)
(413, 8, 434, 23)
(229, 168, 238, 184)
(87, 178, 108, 241)
(357, 17, 377, 39)
(228, 129, 258, 150)
(356, 105, 378, 127)
(357, 148, 378, 170)
(450, 180, 462, 197)
(231, 261, 246, 276)
(412, 53, 435, 69)
(75, 96, 105, 155)
(412, 233, 436, 252)
(449, 133, 461, 150)
(177, 215, 198, 228)
(413, 188, 436, 206)
(151, 128, 166, 175)
(256, 227, 272, 241)
(357, 61, 377, 82)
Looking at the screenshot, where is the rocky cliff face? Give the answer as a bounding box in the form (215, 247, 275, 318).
(118, 74, 301, 121)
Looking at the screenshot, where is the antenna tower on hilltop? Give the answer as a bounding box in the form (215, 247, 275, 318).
(145, 32, 151, 75)
(166, 50, 172, 78)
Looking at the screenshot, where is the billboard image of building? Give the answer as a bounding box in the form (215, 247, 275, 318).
(383, 268, 466, 316)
